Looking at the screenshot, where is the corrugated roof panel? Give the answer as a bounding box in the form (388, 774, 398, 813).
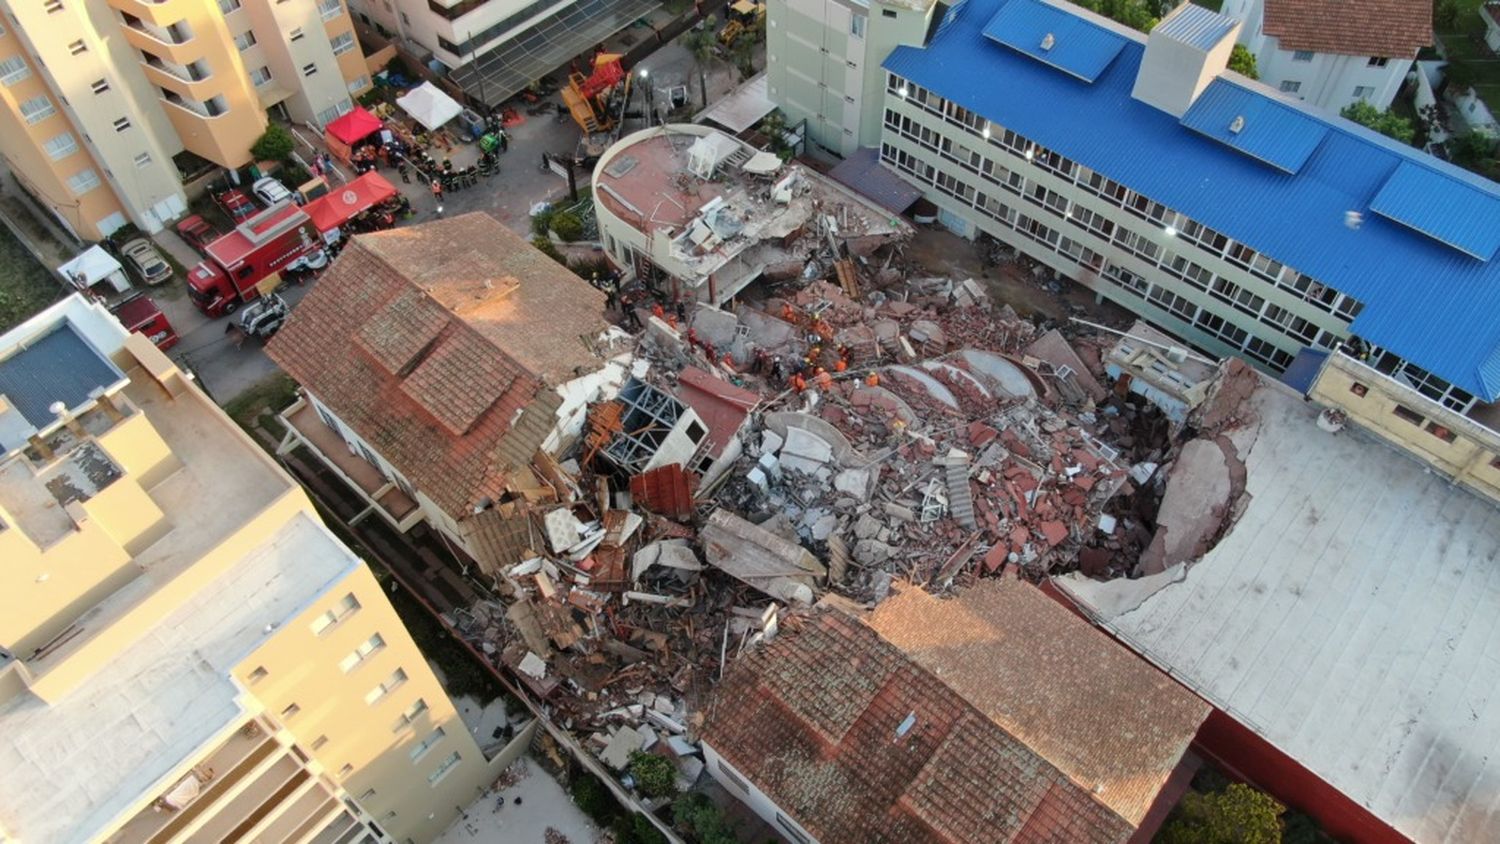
(883, 0, 1500, 400)
(1369, 160, 1500, 260)
(1153, 2, 1238, 50)
(1179, 79, 1329, 174)
(981, 0, 1127, 82)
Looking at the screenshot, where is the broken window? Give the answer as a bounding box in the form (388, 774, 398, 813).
(1391, 405, 1424, 426)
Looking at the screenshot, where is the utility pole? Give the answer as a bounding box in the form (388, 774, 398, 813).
(468, 31, 487, 109)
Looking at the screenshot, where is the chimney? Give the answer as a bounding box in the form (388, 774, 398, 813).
(1131, 3, 1242, 117)
(88, 387, 125, 423)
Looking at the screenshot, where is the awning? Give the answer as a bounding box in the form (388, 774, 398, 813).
(324, 107, 383, 145)
(696, 73, 775, 134)
(449, 0, 661, 109)
(396, 82, 463, 131)
(58, 245, 128, 293)
(827, 147, 922, 215)
(304, 171, 398, 233)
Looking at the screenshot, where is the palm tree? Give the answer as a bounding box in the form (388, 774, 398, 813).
(682, 15, 719, 110)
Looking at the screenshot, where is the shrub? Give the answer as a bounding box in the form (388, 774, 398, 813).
(1159, 782, 1284, 844)
(628, 752, 677, 799)
(1228, 44, 1258, 80)
(611, 813, 668, 844)
(530, 205, 555, 237)
(550, 211, 585, 242)
(250, 124, 295, 163)
(531, 236, 566, 265)
(570, 773, 618, 823)
(1341, 101, 1416, 145)
(672, 793, 737, 844)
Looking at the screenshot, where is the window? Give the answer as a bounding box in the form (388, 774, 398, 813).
(44, 0, 63, 12)
(112, 117, 130, 132)
(20, 95, 55, 124)
(1392, 405, 1424, 426)
(1353, 85, 1375, 99)
(329, 31, 354, 55)
(426, 751, 461, 785)
(310, 593, 360, 635)
(1292, 50, 1313, 62)
(717, 759, 749, 793)
(366, 668, 407, 705)
(301, 63, 317, 76)
(1426, 421, 1457, 443)
(280, 702, 301, 719)
(317, 0, 341, 18)
(381, 811, 397, 822)
(42, 132, 77, 160)
(248, 65, 271, 86)
(359, 788, 377, 801)
(289, 27, 304, 40)
(1279, 80, 1301, 93)
(1349, 382, 1369, 397)
(311, 735, 329, 751)
(0, 55, 30, 86)
(409, 726, 445, 761)
(67, 168, 100, 194)
(67, 39, 86, 55)
(776, 813, 811, 844)
(247, 665, 269, 684)
(1368, 56, 1389, 67)
(882, 8, 896, 17)
(338, 763, 354, 778)
(393, 698, 428, 732)
(234, 30, 256, 50)
(219, 0, 239, 10)
(340, 633, 386, 673)
(850, 13, 865, 37)
(347, 75, 368, 93)
(88, 78, 111, 94)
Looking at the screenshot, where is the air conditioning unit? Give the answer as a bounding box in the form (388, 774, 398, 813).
(1165, 346, 1189, 364)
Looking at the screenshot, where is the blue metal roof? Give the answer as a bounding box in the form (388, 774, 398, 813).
(1153, 2, 1238, 51)
(1179, 79, 1329, 174)
(0, 323, 122, 432)
(1369, 161, 1500, 260)
(885, 0, 1500, 400)
(981, 0, 1127, 83)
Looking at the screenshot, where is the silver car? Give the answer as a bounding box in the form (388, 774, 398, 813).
(119, 238, 172, 286)
(252, 176, 295, 207)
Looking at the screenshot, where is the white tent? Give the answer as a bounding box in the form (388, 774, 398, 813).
(57, 245, 129, 293)
(396, 82, 463, 132)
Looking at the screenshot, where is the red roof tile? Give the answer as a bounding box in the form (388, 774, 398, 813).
(267, 213, 608, 516)
(672, 367, 758, 459)
(702, 609, 1141, 844)
(1263, 0, 1431, 58)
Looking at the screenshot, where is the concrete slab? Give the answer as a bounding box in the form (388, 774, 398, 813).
(433, 756, 602, 844)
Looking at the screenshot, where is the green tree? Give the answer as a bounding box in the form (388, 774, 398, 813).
(1434, 0, 1463, 30)
(672, 793, 738, 844)
(1160, 783, 1285, 844)
(549, 211, 585, 242)
(681, 16, 719, 110)
(1448, 130, 1499, 177)
(532, 236, 566, 265)
(1075, 0, 1157, 32)
(1446, 59, 1477, 93)
(1340, 101, 1417, 145)
(1228, 44, 1258, 80)
(250, 124, 294, 163)
(627, 752, 677, 799)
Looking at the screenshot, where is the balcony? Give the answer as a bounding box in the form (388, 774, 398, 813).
(141, 52, 219, 99)
(120, 13, 199, 62)
(159, 87, 227, 118)
(278, 398, 421, 530)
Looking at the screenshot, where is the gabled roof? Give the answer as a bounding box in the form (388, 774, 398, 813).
(1263, 0, 1431, 58)
(865, 579, 1209, 826)
(267, 213, 607, 516)
(883, 0, 1500, 400)
(702, 581, 1208, 843)
(703, 610, 1132, 843)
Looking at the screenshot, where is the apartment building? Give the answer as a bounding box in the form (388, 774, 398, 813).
(0, 0, 371, 240)
(1219, 0, 1430, 113)
(0, 295, 520, 843)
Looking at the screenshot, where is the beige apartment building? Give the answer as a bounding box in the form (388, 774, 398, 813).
(0, 295, 526, 844)
(0, 0, 373, 240)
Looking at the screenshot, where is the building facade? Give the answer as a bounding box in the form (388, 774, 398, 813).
(0, 0, 371, 239)
(0, 295, 515, 844)
(1219, 0, 1430, 113)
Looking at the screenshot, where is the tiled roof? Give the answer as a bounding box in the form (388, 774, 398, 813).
(865, 580, 1209, 826)
(1262, 0, 1431, 58)
(702, 605, 1152, 843)
(267, 213, 607, 516)
(672, 367, 758, 459)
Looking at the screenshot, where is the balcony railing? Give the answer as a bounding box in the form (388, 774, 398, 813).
(121, 13, 192, 45)
(143, 52, 209, 83)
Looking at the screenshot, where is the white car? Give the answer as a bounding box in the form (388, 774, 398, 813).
(252, 176, 294, 207)
(119, 238, 172, 286)
(286, 248, 329, 273)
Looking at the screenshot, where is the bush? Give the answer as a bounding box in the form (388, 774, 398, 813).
(530, 205, 555, 237)
(568, 255, 613, 282)
(251, 124, 295, 163)
(1159, 783, 1284, 844)
(1228, 45, 1257, 80)
(612, 813, 668, 844)
(570, 773, 618, 824)
(532, 236, 566, 265)
(628, 752, 677, 799)
(672, 793, 737, 844)
(1340, 101, 1416, 145)
(550, 211, 585, 242)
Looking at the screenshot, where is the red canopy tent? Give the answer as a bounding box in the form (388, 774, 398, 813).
(323, 107, 384, 164)
(304, 171, 398, 237)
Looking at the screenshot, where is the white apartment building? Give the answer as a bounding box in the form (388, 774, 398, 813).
(1219, 0, 1430, 112)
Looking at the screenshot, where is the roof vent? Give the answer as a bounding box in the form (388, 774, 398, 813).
(1344, 210, 1363, 230)
(1228, 115, 1245, 134)
(1040, 32, 1055, 51)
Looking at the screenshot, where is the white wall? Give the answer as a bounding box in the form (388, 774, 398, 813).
(702, 743, 819, 844)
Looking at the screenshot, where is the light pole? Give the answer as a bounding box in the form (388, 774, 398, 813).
(468, 31, 487, 109)
(639, 68, 653, 127)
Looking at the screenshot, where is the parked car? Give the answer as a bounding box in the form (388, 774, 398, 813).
(235, 293, 289, 342)
(215, 188, 257, 222)
(285, 248, 329, 273)
(252, 176, 294, 207)
(175, 215, 221, 253)
(119, 238, 173, 286)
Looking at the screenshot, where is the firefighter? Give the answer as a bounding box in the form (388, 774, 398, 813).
(396, 161, 410, 184)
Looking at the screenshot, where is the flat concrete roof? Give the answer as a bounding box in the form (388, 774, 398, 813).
(1059, 381, 1500, 843)
(0, 513, 356, 843)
